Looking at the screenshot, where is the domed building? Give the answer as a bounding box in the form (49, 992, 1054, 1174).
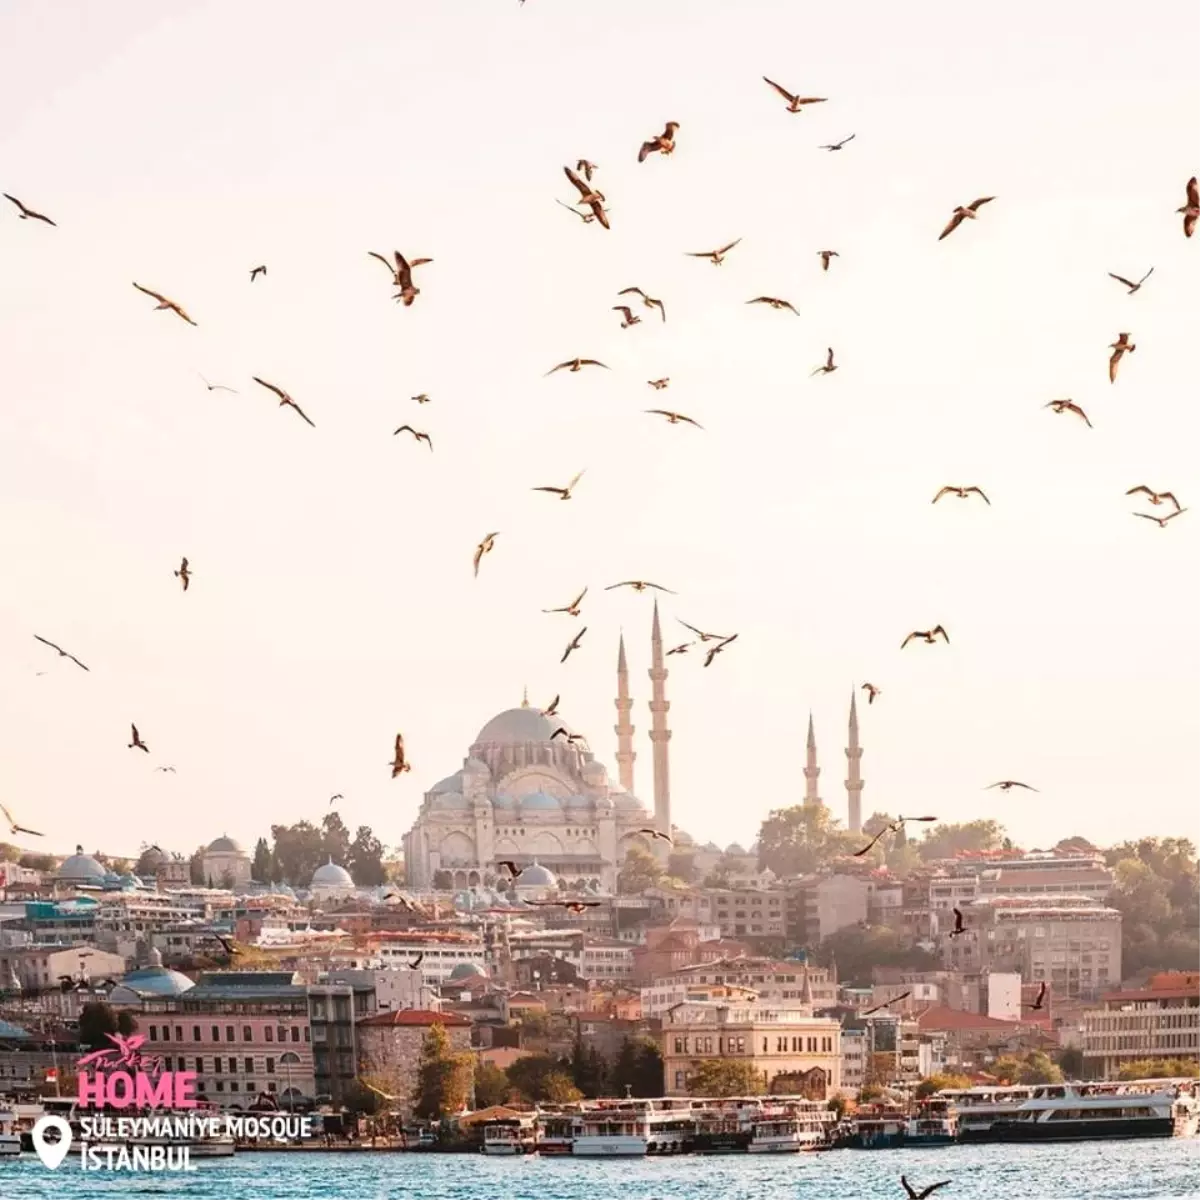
(402, 607, 686, 892)
(309, 858, 356, 901)
(200, 835, 252, 889)
(56, 847, 107, 887)
(108, 943, 195, 1006)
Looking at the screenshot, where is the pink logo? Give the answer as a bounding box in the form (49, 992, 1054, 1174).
(77, 1033, 196, 1109)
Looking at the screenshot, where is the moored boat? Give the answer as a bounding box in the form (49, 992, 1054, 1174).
(905, 1097, 958, 1146)
(936, 1085, 1032, 1142)
(0, 1108, 21, 1159)
(482, 1116, 536, 1155)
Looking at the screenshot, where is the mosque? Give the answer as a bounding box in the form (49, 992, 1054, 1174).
(402, 602, 869, 891)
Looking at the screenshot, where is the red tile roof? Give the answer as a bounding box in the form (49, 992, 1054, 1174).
(357, 1008, 470, 1028)
(914, 1005, 1030, 1032)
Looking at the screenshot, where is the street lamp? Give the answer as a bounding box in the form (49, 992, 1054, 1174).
(279, 1050, 301, 1113)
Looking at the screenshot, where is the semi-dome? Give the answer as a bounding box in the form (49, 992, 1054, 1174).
(311, 859, 354, 888)
(516, 862, 556, 887)
(207, 835, 242, 853)
(429, 772, 463, 795)
(57, 847, 106, 883)
(473, 706, 572, 746)
(448, 961, 488, 982)
(613, 793, 647, 811)
(519, 791, 561, 810)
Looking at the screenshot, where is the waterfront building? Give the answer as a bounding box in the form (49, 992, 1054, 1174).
(355, 1009, 472, 1114)
(652, 956, 839, 1009)
(1080, 970, 1200, 1078)
(660, 1000, 842, 1096)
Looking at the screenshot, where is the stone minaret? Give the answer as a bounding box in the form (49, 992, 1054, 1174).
(804, 712, 822, 808)
(648, 599, 672, 842)
(614, 633, 636, 793)
(845, 689, 864, 833)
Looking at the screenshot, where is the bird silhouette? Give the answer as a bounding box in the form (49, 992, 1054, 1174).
(252, 377, 316, 427)
(762, 78, 827, 112)
(638, 121, 679, 162)
(132, 282, 196, 325)
(1177, 176, 1198, 238)
(474, 532, 499, 577)
(128, 724, 149, 753)
(560, 627, 587, 663)
(938, 196, 995, 240)
(901, 1177, 952, 1199)
(1045, 399, 1092, 427)
(987, 780, 1038, 792)
(250, 265, 267, 282)
(543, 589, 587, 617)
(1, 802, 43, 838)
(1108, 267, 1153, 294)
(390, 734, 411, 777)
(174, 557, 191, 591)
(34, 635, 89, 671)
(901, 626, 949, 648)
(933, 485, 990, 505)
(1109, 333, 1135, 383)
(4, 193, 56, 225)
(393, 425, 433, 450)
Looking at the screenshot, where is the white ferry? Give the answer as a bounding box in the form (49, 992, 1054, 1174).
(570, 1099, 693, 1157)
(482, 1116, 537, 1155)
(533, 1113, 575, 1155)
(936, 1085, 1032, 1142)
(690, 1096, 833, 1154)
(0, 1108, 22, 1158)
(905, 1097, 958, 1146)
(990, 1080, 1200, 1143)
(748, 1102, 833, 1154)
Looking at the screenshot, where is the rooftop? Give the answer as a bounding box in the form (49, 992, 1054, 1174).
(358, 1009, 471, 1028)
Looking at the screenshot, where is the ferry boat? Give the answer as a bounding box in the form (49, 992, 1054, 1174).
(533, 1113, 575, 1155)
(748, 1102, 833, 1154)
(905, 1097, 958, 1146)
(691, 1096, 834, 1154)
(989, 1080, 1200, 1143)
(0, 1108, 21, 1159)
(935, 1085, 1032, 1142)
(482, 1116, 537, 1155)
(570, 1099, 694, 1157)
(836, 1104, 909, 1149)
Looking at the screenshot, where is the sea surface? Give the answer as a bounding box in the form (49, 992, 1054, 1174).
(4, 1141, 1200, 1200)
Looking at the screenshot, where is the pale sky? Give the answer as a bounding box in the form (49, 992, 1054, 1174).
(2, 0, 1197, 864)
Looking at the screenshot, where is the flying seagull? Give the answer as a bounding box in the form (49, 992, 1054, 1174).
(1135, 508, 1187, 528)
(704, 633, 738, 668)
(938, 196, 995, 241)
(861, 683, 881, 704)
(393, 425, 433, 450)
(1108, 332, 1135, 383)
(154, 766, 176, 773)
(174, 557, 192, 591)
(3, 193, 56, 225)
(250, 265, 267, 282)
(562, 165, 609, 228)
(412, 393, 431, 404)
(542, 695, 560, 717)
(1, 802, 43, 838)
(368, 250, 432, 306)
(532, 469, 585, 500)
(1125, 486, 1181, 512)
(686, 239, 742, 265)
(543, 588, 587, 617)
(747, 295, 799, 315)
(949, 907, 967, 937)
(613, 305, 641, 329)
(329, 793, 343, 805)
(551, 727, 587, 746)
(1178, 176, 1198, 238)
(863, 992, 911, 1016)
(473, 532, 499, 577)
(901, 1177, 952, 1199)
(132, 282, 197, 326)
(761, 78, 827, 113)
(678, 620, 730, 643)
(933, 485, 990, 505)
(546, 358, 609, 375)
(252, 376, 316, 427)
(811, 347, 838, 376)
(900, 625, 949, 648)
(854, 816, 937, 857)
(638, 121, 679, 162)
(637, 828, 673, 842)
(556, 198, 610, 225)
(618, 286, 666, 322)
(128, 724, 149, 753)
(647, 378, 670, 390)
(390, 734, 411, 777)
(987, 780, 1038, 792)
(818, 250, 839, 271)
(198, 374, 238, 394)
(1024, 981, 1048, 1011)
(576, 159, 598, 182)
(33, 635, 89, 671)
(560, 627, 587, 663)
(606, 581, 675, 593)
(1044, 399, 1092, 427)
(498, 861, 521, 877)
(646, 409, 703, 428)
(1108, 267, 1153, 294)
(407, 953, 424, 970)
(820, 133, 856, 151)
(667, 642, 694, 656)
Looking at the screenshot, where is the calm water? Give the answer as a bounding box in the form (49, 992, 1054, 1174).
(4, 1142, 1200, 1200)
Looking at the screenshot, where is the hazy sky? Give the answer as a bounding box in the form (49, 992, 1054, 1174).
(2, 0, 1197, 864)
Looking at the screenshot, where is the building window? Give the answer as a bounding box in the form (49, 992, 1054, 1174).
(265, 1027, 274, 1043)
(192, 1026, 201, 1042)
(215, 1081, 224, 1092)
(245, 1057, 254, 1073)
(196, 1057, 204, 1073)
(211, 1025, 220, 1042)
(225, 1026, 235, 1042)
(148, 1027, 157, 1042)
(303, 1028, 309, 1043)
(266, 1057, 275, 1075)
(231, 1082, 239, 1092)
(674, 1071, 686, 1090)
(175, 1026, 183, 1042)
(214, 1058, 222, 1074)
(229, 1057, 237, 1074)
(161, 1026, 170, 1042)
(243, 1026, 252, 1042)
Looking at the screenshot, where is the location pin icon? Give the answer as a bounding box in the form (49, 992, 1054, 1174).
(32, 1115, 72, 1169)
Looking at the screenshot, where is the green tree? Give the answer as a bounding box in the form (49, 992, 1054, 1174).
(270, 821, 325, 886)
(817, 924, 939, 986)
(343, 1080, 382, 1115)
(411, 1022, 472, 1119)
(321, 812, 353, 868)
(1056, 1046, 1084, 1079)
(570, 1034, 609, 1098)
(757, 804, 859, 876)
(617, 844, 663, 895)
(858, 1082, 885, 1102)
(18, 851, 57, 872)
(1105, 838, 1199, 976)
(686, 1058, 764, 1097)
(77, 1002, 137, 1051)
(473, 1062, 511, 1107)
(506, 1054, 574, 1102)
(666, 852, 697, 883)
(914, 1072, 972, 1098)
(251, 837, 272, 883)
(347, 825, 387, 887)
(916, 820, 1006, 861)
(188, 847, 206, 885)
(610, 1037, 663, 1098)
(989, 1055, 1024, 1084)
(0, 842, 20, 863)
(1116, 1058, 1199, 1081)
(1016, 1051, 1063, 1085)
(543, 1071, 583, 1103)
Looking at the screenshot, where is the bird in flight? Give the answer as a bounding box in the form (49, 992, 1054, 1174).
(861, 682, 881, 704)
(128, 724, 149, 753)
(250, 265, 267, 282)
(1178, 176, 1198, 238)
(637, 827, 673, 842)
(638, 121, 679, 162)
(576, 159, 598, 182)
(412, 393, 431, 404)
(198, 374, 237, 394)
(1044, 399, 1092, 427)
(533, 469, 586, 500)
(132, 282, 197, 326)
(154, 766, 176, 773)
(949, 907, 967, 937)
(1109, 332, 1135, 383)
(546, 358, 609, 375)
(3, 193, 56, 225)
(562, 165, 609, 229)
(647, 378, 670, 390)
(704, 634, 738, 668)
(932, 485, 990, 505)
(1108, 267, 1153, 294)
(678, 620, 729, 643)
(34, 635, 89, 672)
(1126, 486, 1181, 512)
(368, 250, 432, 306)
(818, 250, 839, 271)
(1024, 981, 1048, 1011)
(646, 409, 703, 429)
(525, 899, 603, 912)
(252, 377, 316, 427)
(393, 425, 433, 450)
(1, 802, 43, 838)
(498, 861, 521, 878)
(987, 780, 1038, 792)
(407, 953, 424, 970)
(855, 816, 937, 857)
(901, 1177, 952, 1199)
(474, 532, 499, 577)
(1135, 508, 1187, 528)
(618, 286, 666, 322)
(667, 642, 694, 656)
(390, 734, 411, 777)
(329, 794, 344, 805)
(174, 557, 192, 591)
(811, 347, 838, 375)
(560, 627, 587, 663)
(555, 198, 610, 225)
(606, 580, 675, 594)
(863, 992, 911, 1016)
(542, 695, 560, 717)
(901, 625, 949, 648)
(938, 196, 995, 241)
(820, 133, 856, 151)
(686, 239, 742, 265)
(761, 78, 827, 113)
(747, 295, 800, 315)
(551, 727, 588, 746)
(543, 588, 587, 617)
(613, 305, 641, 329)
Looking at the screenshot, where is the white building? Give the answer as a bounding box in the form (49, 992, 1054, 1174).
(376, 936, 486, 987)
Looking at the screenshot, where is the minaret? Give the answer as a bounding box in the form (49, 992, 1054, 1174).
(614, 633, 636, 793)
(804, 712, 822, 808)
(845, 689, 864, 834)
(648, 600, 672, 842)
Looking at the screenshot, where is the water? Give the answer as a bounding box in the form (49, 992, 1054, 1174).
(4, 1142, 1200, 1199)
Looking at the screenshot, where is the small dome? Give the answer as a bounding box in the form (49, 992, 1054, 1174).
(726, 842, 746, 855)
(473, 707, 572, 746)
(448, 961, 488, 982)
(516, 862, 556, 887)
(115, 963, 195, 998)
(519, 791, 561, 811)
(613, 793, 646, 811)
(311, 859, 354, 887)
(430, 772, 464, 795)
(207, 835, 242, 853)
(672, 828, 695, 847)
(140, 846, 168, 868)
(57, 849, 106, 882)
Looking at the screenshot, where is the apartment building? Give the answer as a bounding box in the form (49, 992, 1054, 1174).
(652, 957, 838, 1008)
(1081, 971, 1200, 1078)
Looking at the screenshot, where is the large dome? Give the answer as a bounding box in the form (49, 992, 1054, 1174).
(311, 860, 354, 887)
(473, 706, 572, 746)
(448, 961, 488, 982)
(207, 835, 242, 853)
(516, 862, 556, 887)
(57, 849, 106, 883)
